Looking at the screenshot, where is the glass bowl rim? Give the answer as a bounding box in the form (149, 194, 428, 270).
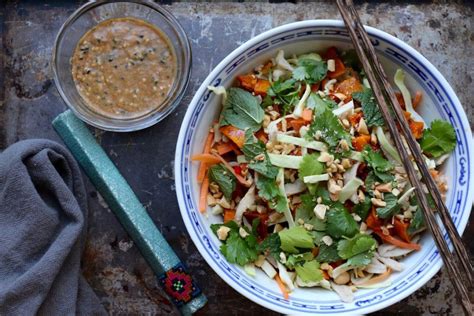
(52, 0, 192, 132)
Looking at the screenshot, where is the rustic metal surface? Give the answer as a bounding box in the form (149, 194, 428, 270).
(1, 1, 472, 315)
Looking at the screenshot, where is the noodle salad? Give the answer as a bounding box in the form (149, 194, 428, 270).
(192, 47, 456, 302)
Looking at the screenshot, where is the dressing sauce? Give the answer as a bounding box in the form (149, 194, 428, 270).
(71, 17, 176, 119)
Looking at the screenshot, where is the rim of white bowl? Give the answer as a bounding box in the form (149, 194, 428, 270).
(175, 19, 474, 315)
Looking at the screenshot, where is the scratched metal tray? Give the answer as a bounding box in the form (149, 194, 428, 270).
(1, 1, 472, 314)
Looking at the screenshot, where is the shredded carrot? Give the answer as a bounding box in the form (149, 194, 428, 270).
(360, 268, 392, 286)
(302, 108, 313, 122)
(223, 209, 236, 223)
(220, 126, 246, 148)
(412, 91, 422, 108)
(191, 154, 221, 164)
(212, 153, 250, 187)
(274, 275, 290, 300)
(366, 206, 383, 230)
(311, 247, 319, 257)
(215, 142, 235, 156)
(261, 61, 273, 75)
(374, 231, 421, 250)
(197, 131, 215, 183)
(322, 270, 330, 280)
(199, 177, 209, 213)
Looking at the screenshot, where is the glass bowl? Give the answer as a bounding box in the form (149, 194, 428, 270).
(52, 0, 191, 132)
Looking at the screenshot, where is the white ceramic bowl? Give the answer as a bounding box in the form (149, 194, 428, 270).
(174, 20, 473, 315)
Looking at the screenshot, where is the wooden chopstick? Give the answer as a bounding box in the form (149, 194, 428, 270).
(336, 0, 473, 314)
(341, 2, 474, 288)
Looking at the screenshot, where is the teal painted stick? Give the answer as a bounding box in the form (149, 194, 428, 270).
(53, 110, 206, 315)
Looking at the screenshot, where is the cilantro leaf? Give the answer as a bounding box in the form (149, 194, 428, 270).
(362, 145, 393, 173)
(278, 226, 314, 254)
(285, 252, 314, 269)
(295, 193, 326, 231)
(353, 197, 372, 221)
(220, 87, 264, 132)
(353, 87, 384, 127)
(255, 174, 287, 212)
(346, 251, 373, 267)
(307, 108, 351, 149)
(295, 260, 324, 283)
(298, 153, 325, 194)
(326, 204, 359, 239)
(337, 233, 377, 259)
(299, 153, 325, 178)
(316, 243, 341, 263)
(257, 233, 281, 260)
(211, 221, 258, 266)
(306, 93, 337, 116)
(220, 231, 258, 266)
(376, 193, 401, 219)
(208, 164, 236, 200)
(420, 119, 456, 158)
(292, 58, 327, 84)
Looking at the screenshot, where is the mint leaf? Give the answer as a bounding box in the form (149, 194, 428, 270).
(376, 193, 401, 219)
(278, 226, 314, 254)
(337, 233, 377, 259)
(316, 243, 341, 263)
(257, 233, 281, 259)
(242, 130, 278, 179)
(420, 119, 456, 158)
(353, 197, 372, 221)
(220, 87, 264, 132)
(293, 58, 327, 84)
(353, 87, 384, 127)
(208, 164, 236, 200)
(326, 205, 359, 239)
(308, 109, 351, 149)
(295, 260, 324, 283)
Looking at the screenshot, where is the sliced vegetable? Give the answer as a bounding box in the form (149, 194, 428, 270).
(191, 153, 221, 164)
(374, 231, 421, 250)
(394, 69, 425, 125)
(197, 130, 215, 183)
(268, 153, 303, 169)
(338, 178, 364, 202)
(276, 134, 327, 151)
(276, 168, 295, 227)
(274, 274, 290, 300)
(278, 226, 314, 253)
(376, 126, 401, 164)
(352, 134, 371, 152)
(303, 173, 330, 184)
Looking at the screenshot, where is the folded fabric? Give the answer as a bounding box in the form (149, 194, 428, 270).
(0, 139, 106, 315)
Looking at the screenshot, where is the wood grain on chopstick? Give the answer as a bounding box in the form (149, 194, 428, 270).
(336, 0, 473, 314)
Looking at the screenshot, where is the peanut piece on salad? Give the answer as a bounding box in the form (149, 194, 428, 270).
(376, 182, 392, 193)
(217, 226, 231, 241)
(334, 271, 350, 285)
(371, 197, 386, 207)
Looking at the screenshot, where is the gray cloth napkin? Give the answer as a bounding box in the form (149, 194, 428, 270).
(0, 139, 107, 315)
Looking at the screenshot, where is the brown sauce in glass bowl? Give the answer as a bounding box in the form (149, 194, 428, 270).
(71, 17, 177, 119)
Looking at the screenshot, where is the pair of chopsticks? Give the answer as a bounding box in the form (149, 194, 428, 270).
(336, 0, 473, 314)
